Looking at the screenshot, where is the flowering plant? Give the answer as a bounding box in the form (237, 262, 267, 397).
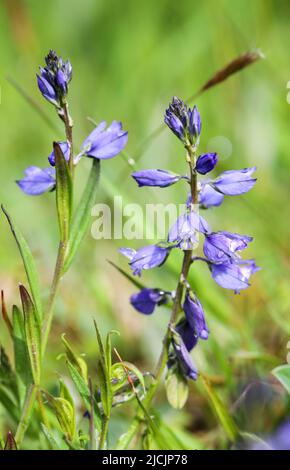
(0, 49, 263, 451)
(121, 96, 259, 411)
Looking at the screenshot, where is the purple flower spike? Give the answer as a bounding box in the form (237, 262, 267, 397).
(172, 332, 198, 380)
(213, 167, 257, 195)
(164, 97, 201, 144)
(82, 120, 128, 160)
(132, 169, 183, 188)
(199, 183, 224, 208)
(183, 292, 209, 340)
(37, 50, 72, 105)
(204, 231, 253, 264)
(210, 259, 260, 292)
(196, 153, 218, 175)
(48, 141, 70, 166)
(17, 166, 56, 196)
(120, 244, 169, 276)
(164, 97, 187, 141)
(130, 288, 168, 314)
(168, 211, 210, 250)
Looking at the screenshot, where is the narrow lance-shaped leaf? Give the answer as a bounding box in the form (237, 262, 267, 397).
(201, 374, 238, 442)
(1, 290, 12, 335)
(66, 360, 102, 431)
(94, 320, 112, 418)
(43, 391, 75, 442)
(61, 334, 88, 382)
(54, 142, 73, 242)
(12, 305, 33, 402)
(1, 206, 42, 320)
(19, 285, 41, 384)
(64, 159, 100, 272)
(4, 431, 17, 451)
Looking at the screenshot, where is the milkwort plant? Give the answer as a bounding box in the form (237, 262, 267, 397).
(0, 49, 262, 451)
(0, 50, 140, 450)
(120, 96, 259, 412)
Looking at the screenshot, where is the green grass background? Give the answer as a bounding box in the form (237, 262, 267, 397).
(0, 0, 290, 448)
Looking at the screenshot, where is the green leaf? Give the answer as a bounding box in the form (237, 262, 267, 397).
(94, 321, 112, 417)
(0, 386, 19, 423)
(19, 285, 41, 384)
(1, 206, 42, 320)
(12, 305, 33, 396)
(44, 391, 75, 442)
(61, 334, 88, 382)
(64, 159, 100, 272)
(106, 330, 119, 379)
(66, 360, 102, 431)
(41, 424, 62, 450)
(165, 368, 189, 410)
(201, 374, 238, 442)
(272, 365, 290, 393)
(54, 142, 73, 242)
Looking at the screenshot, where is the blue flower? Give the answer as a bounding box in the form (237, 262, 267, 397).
(132, 169, 184, 188)
(175, 319, 198, 352)
(204, 231, 253, 264)
(37, 74, 58, 106)
(48, 141, 70, 166)
(164, 97, 201, 144)
(198, 183, 224, 208)
(212, 167, 257, 195)
(17, 166, 56, 195)
(170, 330, 198, 380)
(130, 288, 169, 314)
(183, 292, 209, 340)
(196, 153, 218, 175)
(209, 259, 260, 292)
(168, 210, 210, 250)
(37, 50, 72, 105)
(119, 244, 170, 276)
(81, 121, 128, 160)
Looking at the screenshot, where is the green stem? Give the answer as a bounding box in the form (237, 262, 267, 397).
(15, 102, 74, 447)
(15, 384, 37, 445)
(98, 415, 110, 450)
(41, 241, 67, 353)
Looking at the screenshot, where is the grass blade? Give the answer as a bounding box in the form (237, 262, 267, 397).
(2, 206, 42, 320)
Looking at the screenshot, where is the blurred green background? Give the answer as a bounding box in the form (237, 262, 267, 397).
(0, 0, 290, 449)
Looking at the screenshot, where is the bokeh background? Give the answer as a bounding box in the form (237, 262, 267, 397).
(0, 0, 290, 449)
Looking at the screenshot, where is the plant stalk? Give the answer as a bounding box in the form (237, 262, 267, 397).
(15, 103, 74, 446)
(123, 146, 197, 448)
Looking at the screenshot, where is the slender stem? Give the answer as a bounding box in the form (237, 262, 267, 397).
(98, 416, 109, 450)
(123, 147, 198, 449)
(62, 102, 74, 175)
(15, 102, 74, 447)
(41, 240, 67, 353)
(89, 377, 97, 450)
(15, 384, 37, 445)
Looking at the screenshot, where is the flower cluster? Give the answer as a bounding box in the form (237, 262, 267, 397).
(120, 96, 259, 385)
(17, 50, 128, 196)
(37, 49, 72, 107)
